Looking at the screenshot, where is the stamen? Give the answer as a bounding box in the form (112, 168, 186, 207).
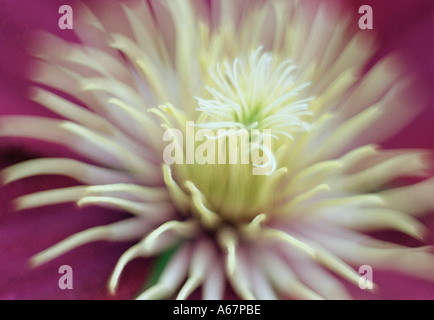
(31, 218, 148, 268)
(280, 184, 330, 214)
(2, 158, 135, 185)
(30, 87, 112, 132)
(313, 245, 376, 290)
(335, 144, 378, 172)
(289, 160, 342, 189)
(241, 213, 267, 238)
(15, 186, 87, 210)
(261, 252, 325, 300)
(85, 184, 169, 202)
(262, 228, 316, 258)
(60, 122, 158, 179)
(380, 178, 434, 216)
(202, 261, 225, 300)
(338, 152, 429, 192)
(109, 232, 180, 294)
(217, 228, 238, 276)
(135, 245, 191, 300)
(314, 194, 384, 209)
(312, 106, 383, 160)
(249, 256, 277, 300)
(176, 241, 214, 300)
(195, 48, 312, 141)
(77, 196, 174, 219)
(0, 116, 121, 168)
(176, 277, 201, 300)
(144, 220, 198, 252)
(108, 98, 160, 147)
(162, 165, 190, 213)
(222, 246, 256, 300)
(79, 77, 144, 110)
(316, 208, 426, 241)
(185, 181, 221, 229)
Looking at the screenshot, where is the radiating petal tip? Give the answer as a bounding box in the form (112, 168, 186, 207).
(12, 197, 29, 212)
(28, 255, 42, 269)
(0, 169, 11, 186)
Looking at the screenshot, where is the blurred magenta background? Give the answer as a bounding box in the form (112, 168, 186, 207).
(0, 0, 433, 299)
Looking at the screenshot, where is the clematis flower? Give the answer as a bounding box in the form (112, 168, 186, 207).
(0, 0, 434, 300)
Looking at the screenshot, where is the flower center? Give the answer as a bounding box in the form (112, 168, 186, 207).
(159, 48, 313, 228)
(195, 47, 312, 139)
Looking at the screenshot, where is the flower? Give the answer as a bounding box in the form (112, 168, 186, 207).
(1, 0, 434, 300)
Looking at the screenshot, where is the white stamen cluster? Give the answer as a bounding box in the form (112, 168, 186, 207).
(196, 47, 312, 141)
